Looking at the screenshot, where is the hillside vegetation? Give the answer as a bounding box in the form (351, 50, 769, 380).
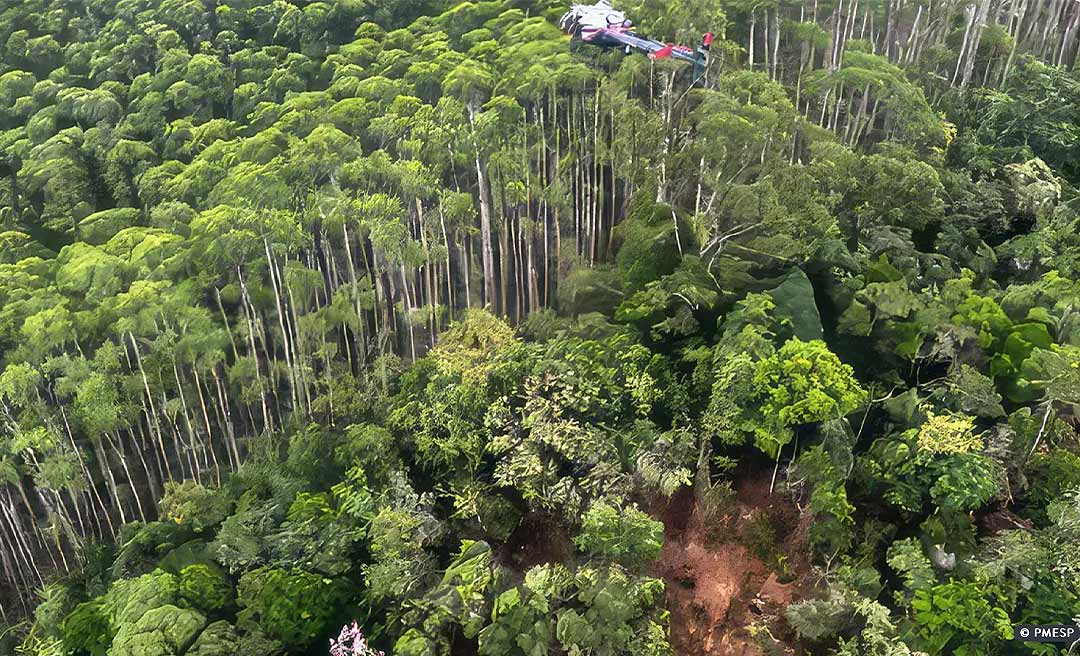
(0, 0, 1079, 654)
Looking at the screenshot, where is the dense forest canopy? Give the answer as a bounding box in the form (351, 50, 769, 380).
(0, 0, 1078, 654)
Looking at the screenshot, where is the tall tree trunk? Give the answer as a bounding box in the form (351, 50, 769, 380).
(342, 220, 369, 365)
(960, 0, 992, 88)
(176, 363, 219, 485)
(285, 282, 313, 415)
(771, 9, 781, 79)
(467, 102, 497, 313)
(58, 404, 115, 535)
(129, 331, 174, 483)
(749, 12, 757, 69)
(461, 236, 472, 309)
(211, 366, 241, 466)
(415, 199, 436, 344)
(91, 435, 125, 525)
(0, 498, 43, 588)
(105, 431, 146, 522)
(235, 266, 273, 433)
(264, 239, 298, 412)
(0, 520, 33, 604)
(130, 421, 160, 509)
(438, 199, 454, 322)
(400, 264, 418, 361)
(215, 288, 241, 361)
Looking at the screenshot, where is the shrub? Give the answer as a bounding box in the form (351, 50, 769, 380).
(1025, 449, 1080, 524)
(60, 599, 112, 656)
(159, 481, 230, 532)
(793, 444, 855, 554)
(185, 621, 242, 656)
(738, 512, 789, 575)
(108, 605, 207, 656)
(785, 594, 853, 642)
(573, 500, 664, 569)
(179, 564, 233, 613)
(103, 569, 179, 627)
(910, 579, 1013, 654)
(111, 521, 195, 579)
(236, 568, 349, 650)
(755, 338, 866, 431)
(916, 410, 980, 455)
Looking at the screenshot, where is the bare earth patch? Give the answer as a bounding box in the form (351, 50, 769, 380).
(652, 470, 815, 656)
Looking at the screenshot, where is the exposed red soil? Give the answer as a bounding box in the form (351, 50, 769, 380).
(651, 470, 816, 656)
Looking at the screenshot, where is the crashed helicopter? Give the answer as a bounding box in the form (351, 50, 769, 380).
(559, 0, 712, 82)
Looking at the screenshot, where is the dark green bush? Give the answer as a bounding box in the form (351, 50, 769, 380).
(236, 568, 350, 649)
(1024, 449, 1080, 524)
(573, 500, 664, 568)
(60, 599, 112, 656)
(179, 564, 233, 613)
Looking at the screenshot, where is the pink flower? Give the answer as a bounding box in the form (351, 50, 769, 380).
(328, 621, 384, 656)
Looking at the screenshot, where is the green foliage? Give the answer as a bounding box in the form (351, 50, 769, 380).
(362, 472, 443, 607)
(389, 310, 525, 473)
(915, 410, 980, 455)
(952, 60, 1080, 183)
(0, 1, 1078, 655)
(766, 268, 824, 342)
(535, 333, 670, 422)
(1024, 449, 1080, 524)
(157, 540, 216, 575)
(396, 542, 670, 656)
(103, 570, 179, 628)
(333, 422, 400, 487)
(268, 491, 365, 576)
(573, 500, 664, 569)
(909, 579, 1013, 655)
(394, 540, 501, 654)
(793, 445, 855, 553)
(785, 590, 854, 642)
(738, 511, 790, 575)
(554, 566, 670, 655)
(930, 365, 1004, 419)
(834, 595, 927, 656)
(613, 200, 694, 295)
(209, 492, 282, 575)
(449, 481, 522, 541)
(28, 583, 78, 645)
(747, 338, 866, 457)
(557, 566, 665, 652)
(863, 427, 1002, 516)
(887, 538, 937, 604)
(559, 266, 625, 317)
(158, 481, 230, 532)
(632, 424, 697, 497)
(178, 565, 232, 613)
(284, 423, 345, 488)
(478, 564, 573, 656)
(1044, 488, 1080, 583)
(185, 621, 244, 656)
(756, 338, 866, 430)
(616, 256, 720, 339)
(949, 291, 1059, 401)
(60, 600, 112, 656)
(928, 452, 1001, 512)
(236, 568, 349, 650)
(109, 604, 207, 656)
